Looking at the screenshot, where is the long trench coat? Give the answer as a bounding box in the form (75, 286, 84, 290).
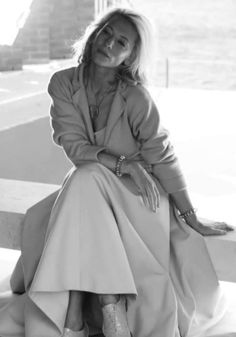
(0, 63, 231, 337)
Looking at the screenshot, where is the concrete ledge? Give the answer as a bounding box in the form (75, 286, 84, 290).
(0, 179, 59, 249)
(205, 232, 236, 283)
(0, 179, 236, 282)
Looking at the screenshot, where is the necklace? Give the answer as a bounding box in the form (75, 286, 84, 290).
(88, 89, 110, 121)
(85, 72, 117, 122)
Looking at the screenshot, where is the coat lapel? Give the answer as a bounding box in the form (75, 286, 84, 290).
(71, 64, 95, 144)
(103, 81, 126, 144)
(71, 63, 126, 145)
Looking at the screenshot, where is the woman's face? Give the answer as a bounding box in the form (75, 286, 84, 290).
(91, 15, 138, 69)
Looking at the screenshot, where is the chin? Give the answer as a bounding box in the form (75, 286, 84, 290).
(93, 58, 115, 69)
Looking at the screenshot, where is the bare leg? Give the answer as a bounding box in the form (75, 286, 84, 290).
(65, 292, 119, 330)
(65, 291, 85, 331)
(98, 294, 131, 337)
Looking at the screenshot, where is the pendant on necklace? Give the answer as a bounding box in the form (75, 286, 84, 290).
(89, 104, 99, 120)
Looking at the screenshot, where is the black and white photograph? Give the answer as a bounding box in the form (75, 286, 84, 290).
(0, 0, 236, 336)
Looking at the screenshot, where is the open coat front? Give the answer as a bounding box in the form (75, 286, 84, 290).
(0, 64, 229, 337)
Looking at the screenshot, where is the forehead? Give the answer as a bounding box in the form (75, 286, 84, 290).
(107, 15, 138, 45)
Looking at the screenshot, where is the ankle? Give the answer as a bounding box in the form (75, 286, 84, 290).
(99, 294, 120, 307)
(65, 317, 84, 331)
(63, 322, 89, 337)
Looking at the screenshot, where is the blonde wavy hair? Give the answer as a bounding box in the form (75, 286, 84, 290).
(72, 7, 154, 85)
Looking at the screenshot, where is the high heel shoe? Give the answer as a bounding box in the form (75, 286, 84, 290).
(102, 296, 131, 337)
(62, 322, 89, 337)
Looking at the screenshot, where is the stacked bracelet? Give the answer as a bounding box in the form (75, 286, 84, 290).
(179, 208, 197, 221)
(115, 155, 126, 177)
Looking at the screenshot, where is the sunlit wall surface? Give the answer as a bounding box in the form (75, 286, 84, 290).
(0, 0, 32, 45)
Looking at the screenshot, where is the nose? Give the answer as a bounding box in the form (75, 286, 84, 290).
(106, 37, 114, 49)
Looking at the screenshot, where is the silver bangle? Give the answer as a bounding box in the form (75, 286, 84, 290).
(115, 155, 126, 177)
(179, 208, 197, 220)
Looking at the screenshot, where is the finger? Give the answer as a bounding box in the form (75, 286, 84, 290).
(146, 183, 156, 211)
(214, 229, 227, 235)
(151, 190, 157, 212)
(221, 224, 234, 231)
(147, 181, 159, 212)
(208, 228, 227, 236)
(144, 194, 151, 210)
(146, 186, 156, 212)
(153, 185, 160, 208)
(215, 222, 234, 231)
(144, 176, 159, 211)
(134, 176, 151, 210)
(141, 189, 149, 210)
(151, 186, 159, 211)
(223, 223, 234, 231)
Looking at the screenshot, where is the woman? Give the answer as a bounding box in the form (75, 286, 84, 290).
(0, 7, 234, 337)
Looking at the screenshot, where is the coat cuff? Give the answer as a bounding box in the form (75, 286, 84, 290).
(72, 146, 106, 165)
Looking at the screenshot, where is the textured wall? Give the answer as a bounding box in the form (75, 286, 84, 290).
(14, 0, 52, 64)
(16, 0, 94, 63)
(0, 45, 22, 71)
(50, 0, 94, 59)
(0, 0, 95, 69)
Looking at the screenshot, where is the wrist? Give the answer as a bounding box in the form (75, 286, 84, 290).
(179, 208, 198, 225)
(120, 159, 132, 175)
(115, 155, 126, 177)
(183, 213, 198, 226)
(121, 160, 140, 175)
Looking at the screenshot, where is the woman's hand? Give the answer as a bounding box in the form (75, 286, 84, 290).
(122, 161, 160, 212)
(184, 216, 234, 236)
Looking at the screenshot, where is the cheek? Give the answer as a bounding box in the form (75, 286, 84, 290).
(93, 34, 105, 48)
(115, 50, 130, 64)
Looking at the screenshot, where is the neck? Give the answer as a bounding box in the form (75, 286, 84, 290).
(86, 62, 117, 93)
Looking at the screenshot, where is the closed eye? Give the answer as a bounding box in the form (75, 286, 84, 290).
(118, 40, 126, 47)
(103, 26, 113, 35)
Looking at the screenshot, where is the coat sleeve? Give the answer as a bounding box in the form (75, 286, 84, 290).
(48, 72, 106, 166)
(128, 86, 187, 194)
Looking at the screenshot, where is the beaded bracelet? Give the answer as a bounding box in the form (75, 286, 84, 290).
(115, 155, 126, 177)
(179, 208, 197, 221)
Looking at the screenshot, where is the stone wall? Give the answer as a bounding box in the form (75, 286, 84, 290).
(0, 45, 22, 71)
(14, 0, 53, 64)
(0, 0, 95, 70)
(50, 0, 94, 59)
(17, 0, 95, 63)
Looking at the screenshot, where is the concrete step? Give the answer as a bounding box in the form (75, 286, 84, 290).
(0, 178, 59, 249)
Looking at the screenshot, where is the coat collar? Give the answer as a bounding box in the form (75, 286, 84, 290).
(71, 63, 126, 145)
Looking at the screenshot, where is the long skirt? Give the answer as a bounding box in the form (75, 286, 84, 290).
(0, 160, 233, 337)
